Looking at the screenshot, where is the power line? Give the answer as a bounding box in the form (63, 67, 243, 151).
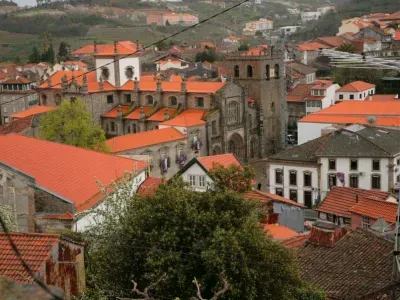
(0, 0, 250, 107)
(0, 215, 63, 300)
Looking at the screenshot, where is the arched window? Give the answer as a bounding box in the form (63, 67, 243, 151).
(133, 124, 137, 133)
(247, 65, 253, 78)
(169, 96, 178, 106)
(228, 101, 239, 124)
(101, 67, 110, 80)
(228, 140, 236, 156)
(234, 65, 239, 78)
(248, 114, 252, 129)
(127, 126, 131, 134)
(110, 121, 115, 132)
(274, 64, 280, 79)
(266, 65, 270, 80)
(41, 94, 47, 105)
(271, 102, 275, 113)
(146, 95, 154, 105)
(125, 66, 134, 79)
(55, 94, 62, 105)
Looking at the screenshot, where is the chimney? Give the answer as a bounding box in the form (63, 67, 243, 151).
(139, 106, 146, 121)
(94, 40, 98, 54)
(156, 77, 162, 92)
(114, 41, 118, 54)
(133, 77, 139, 91)
(308, 221, 349, 247)
(81, 74, 88, 93)
(181, 78, 187, 92)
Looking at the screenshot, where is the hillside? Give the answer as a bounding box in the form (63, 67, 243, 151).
(335, 0, 400, 18)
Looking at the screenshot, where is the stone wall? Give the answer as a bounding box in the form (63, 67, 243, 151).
(35, 189, 74, 214)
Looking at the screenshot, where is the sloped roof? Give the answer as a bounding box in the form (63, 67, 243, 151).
(316, 186, 390, 218)
(297, 229, 394, 299)
(336, 80, 376, 92)
(0, 134, 147, 212)
(0, 115, 34, 134)
(120, 80, 225, 94)
(286, 84, 314, 102)
(264, 224, 299, 241)
(40, 212, 75, 220)
(125, 106, 153, 120)
(370, 94, 398, 101)
(280, 234, 309, 248)
(2, 76, 31, 84)
(106, 127, 186, 153)
(296, 42, 330, 51)
(286, 62, 317, 76)
(136, 177, 162, 196)
(159, 109, 206, 127)
(315, 36, 350, 48)
(147, 107, 178, 122)
(349, 197, 397, 223)
(244, 190, 305, 208)
(10, 106, 58, 119)
(197, 153, 241, 171)
(0, 233, 59, 283)
(72, 40, 143, 56)
(102, 105, 131, 118)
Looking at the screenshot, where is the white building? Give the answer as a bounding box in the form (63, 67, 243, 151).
(266, 125, 400, 208)
(317, 5, 336, 16)
(335, 81, 376, 102)
(280, 26, 303, 36)
(243, 18, 273, 35)
(301, 11, 321, 23)
(305, 81, 340, 115)
(156, 58, 189, 71)
(178, 153, 242, 192)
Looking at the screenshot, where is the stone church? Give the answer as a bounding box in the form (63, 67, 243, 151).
(36, 41, 286, 176)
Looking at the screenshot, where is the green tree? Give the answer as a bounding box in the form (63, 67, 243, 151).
(39, 99, 108, 151)
(238, 43, 249, 51)
(165, 19, 170, 26)
(29, 46, 41, 63)
(255, 30, 263, 37)
(58, 41, 70, 60)
(336, 42, 357, 53)
(209, 164, 255, 193)
(84, 178, 324, 300)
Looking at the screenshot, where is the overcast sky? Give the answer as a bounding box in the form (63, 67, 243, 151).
(14, 0, 36, 7)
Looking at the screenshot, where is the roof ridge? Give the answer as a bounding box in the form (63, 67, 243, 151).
(352, 127, 392, 156)
(0, 232, 60, 237)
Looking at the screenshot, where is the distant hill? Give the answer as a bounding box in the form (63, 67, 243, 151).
(0, 0, 17, 6)
(336, 0, 400, 18)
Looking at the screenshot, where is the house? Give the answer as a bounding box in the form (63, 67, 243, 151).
(0, 114, 42, 137)
(0, 232, 85, 299)
(314, 36, 350, 48)
(155, 58, 189, 71)
(222, 35, 240, 44)
(337, 18, 374, 36)
(266, 125, 400, 207)
(351, 38, 382, 53)
(244, 190, 305, 232)
(297, 101, 400, 144)
(146, 12, 199, 26)
(243, 18, 273, 35)
(316, 186, 395, 226)
(177, 153, 241, 191)
(0, 76, 37, 124)
(263, 224, 299, 241)
(297, 224, 396, 299)
(279, 26, 303, 36)
(335, 80, 376, 102)
(301, 11, 321, 23)
(294, 42, 330, 65)
(286, 61, 317, 84)
(72, 40, 143, 59)
(183, 62, 215, 80)
(200, 41, 215, 49)
(352, 26, 393, 44)
(62, 60, 88, 71)
(305, 81, 340, 115)
(0, 134, 148, 232)
(136, 177, 162, 196)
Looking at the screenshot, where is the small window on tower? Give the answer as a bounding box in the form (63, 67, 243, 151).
(101, 67, 110, 80)
(247, 65, 253, 78)
(125, 66, 134, 79)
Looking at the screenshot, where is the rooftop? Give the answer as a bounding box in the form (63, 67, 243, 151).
(280, 234, 309, 248)
(244, 190, 305, 208)
(286, 61, 317, 76)
(2, 76, 32, 84)
(297, 228, 394, 299)
(0, 232, 59, 283)
(10, 106, 58, 119)
(120, 80, 225, 94)
(286, 84, 315, 102)
(136, 177, 162, 197)
(349, 197, 397, 223)
(197, 153, 241, 171)
(106, 127, 186, 153)
(124, 106, 153, 120)
(315, 36, 350, 48)
(296, 42, 330, 51)
(0, 134, 147, 212)
(336, 80, 376, 92)
(0, 115, 34, 135)
(160, 109, 206, 127)
(72, 40, 143, 56)
(316, 186, 390, 218)
(263, 224, 299, 241)
(147, 107, 178, 122)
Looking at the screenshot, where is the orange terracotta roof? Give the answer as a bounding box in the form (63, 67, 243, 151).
(2, 76, 31, 84)
(241, 45, 269, 56)
(159, 109, 206, 127)
(369, 94, 398, 101)
(244, 190, 305, 208)
(299, 101, 400, 127)
(0, 115, 34, 134)
(120, 80, 225, 94)
(0, 134, 147, 212)
(200, 41, 215, 48)
(349, 197, 397, 223)
(0, 233, 59, 283)
(147, 107, 178, 122)
(106, 127, 186, 153)
(73, 40, 143, 56)
(287, 84, 314, 102)
(337, 81, 376, 92)
(40, 212, 74, 220)
(248, 97, 256, 103)
(316, 36, 350, 48)
(296, 42, 330, 51)
(63, 60, 87, 67)
(264, 224, 299, 241)
(394, 31, 400, 41)
(316, 186, 390, 218)
(197, 154, 241, 171)
(10, 106, 58, 119)
(124, 106, 153, 120)
(37, 70, 97, 89)
(280, 234, 309, 248)
(103, 105, 131, 118)
(137, 177, 162, 196)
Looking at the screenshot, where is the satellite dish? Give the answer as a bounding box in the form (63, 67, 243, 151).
(366, 115, 377, 124)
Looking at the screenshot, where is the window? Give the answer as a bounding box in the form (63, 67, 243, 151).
(107, 95, 114, 104)
(397, 159, 400, 166)
(304, 172, 312, 187)
(266, 65, 270, 80)
(275, 169, 283, 185)
(289, 170, 297, 186)
(344, 218, 351, 225)
(211, 120, 217, 135)
(306, 101, 311, 107)
(304, 191, 312, 209)
(364, 92, 366, 98)
(349, 94, 354, 100)
(234, 65, 239, 77)
(110, 122, 115, 132)
(248, 114, 252, 129)
(101, 67, 110, 80)
(169, 96, 178, 106)
(270, 102, 275, 113)
(328, 159, 336, 170)
(316, 101, 321, 108)
(125, 66, 134, 79)
(339, 94, 344, 100)
(274, 64, 280, 79)
(319, 90, 324, 96)
(362, 216, 370, 229)
(124, 94, 132, 103)
(311, 101, 315, 107)
(247, 65, 253, 78)
(372, 159, 380, 171)
(289, 189, 297, 202)
(12, 107, 16, 113)
(228, 101, 239, 123)
(350, 159, 358, 171)
(328, 174, 337, 189)
(349, 174, 359, 188)
(196, 97, 204, 107)
(371, 174, 381, 189)
(275, 188, 283, 196)
(3, 107, 7, 113)
(3, 117, 9, 124)
(359, 94, 362, 99)
(146, 95, 154, 105)
(189, 175, 196, 187)
(198, 176, 206, 188)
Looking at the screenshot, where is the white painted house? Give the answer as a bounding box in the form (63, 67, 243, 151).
(305, 81, 340, 115)
(179, 153, 242, 192)
(335, 81, 376, 102)
(266, 125, 400, 208)
(301, 11, 321, 23)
